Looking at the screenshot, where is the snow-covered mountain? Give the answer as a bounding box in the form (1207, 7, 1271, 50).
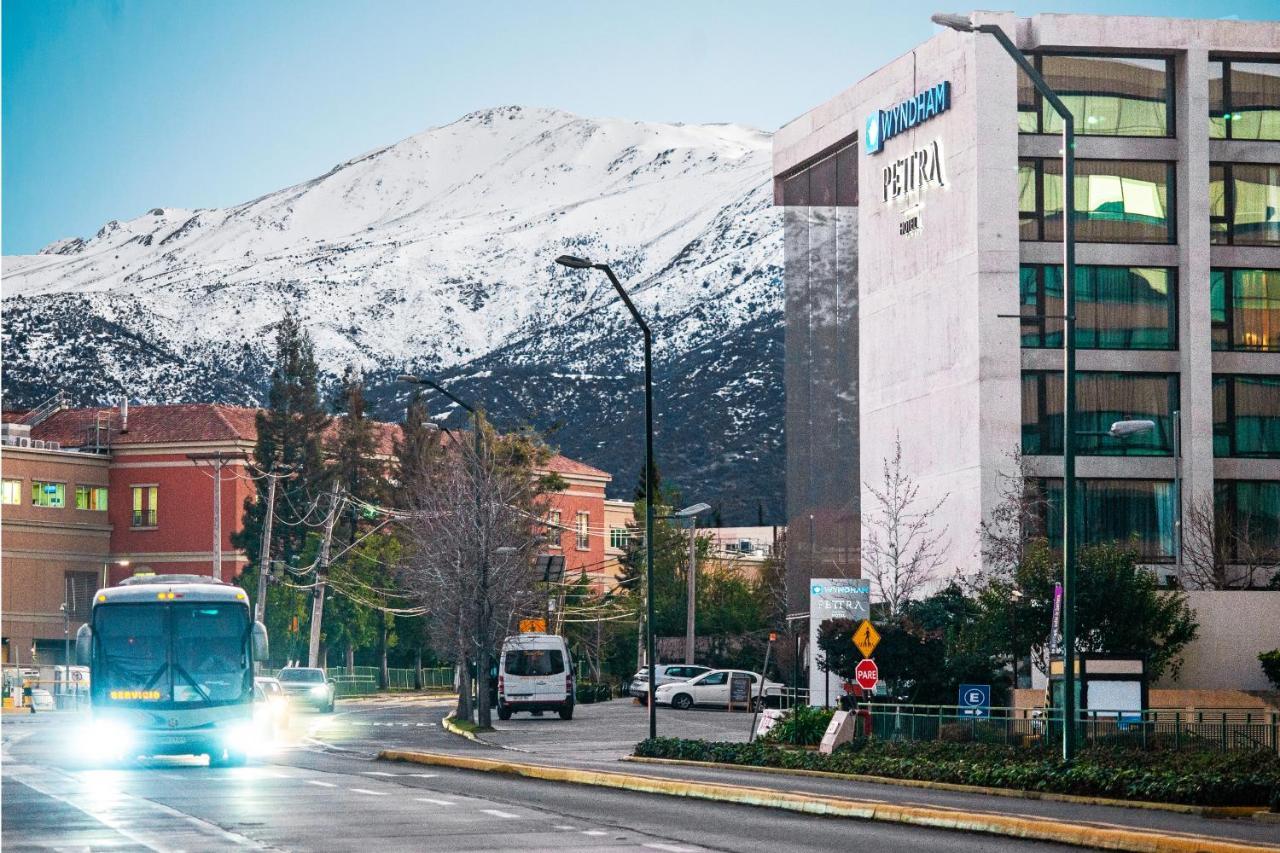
(2, 106, 784, 522)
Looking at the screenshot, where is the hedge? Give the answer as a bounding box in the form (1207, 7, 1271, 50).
(633, 737, 1280, 807)
(575, 682, 613, 704)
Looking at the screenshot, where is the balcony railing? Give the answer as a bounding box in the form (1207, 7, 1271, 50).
(131, 509, 157, 527)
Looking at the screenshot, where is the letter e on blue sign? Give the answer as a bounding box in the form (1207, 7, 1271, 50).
(958, 683, 990, 718)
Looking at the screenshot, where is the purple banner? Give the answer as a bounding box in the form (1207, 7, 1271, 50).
(1049, 582, 1063, 655)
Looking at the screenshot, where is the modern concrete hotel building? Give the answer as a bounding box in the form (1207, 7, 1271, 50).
(775, 12, 1279, 605)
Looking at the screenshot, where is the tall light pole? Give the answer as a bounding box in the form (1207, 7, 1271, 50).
(555, 254, 659, 741)
(669, 503, 710, 664)
(932, 12, 1077, 759)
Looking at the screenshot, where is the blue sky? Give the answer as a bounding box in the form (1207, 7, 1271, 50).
(3, 0, 1274, 254)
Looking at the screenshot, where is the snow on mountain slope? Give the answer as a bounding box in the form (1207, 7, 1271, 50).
(2, 106, 784, 522)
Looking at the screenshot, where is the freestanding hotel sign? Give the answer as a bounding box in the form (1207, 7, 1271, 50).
(865, 81, 951, 155)
(809, 579, 871, 706)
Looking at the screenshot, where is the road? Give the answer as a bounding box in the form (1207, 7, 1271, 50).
(2, 697, 1271, 852)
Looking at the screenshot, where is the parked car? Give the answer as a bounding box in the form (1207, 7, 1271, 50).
(653, 669, 784, 711)
(276, 667, 335, 712)
(497, 633, 574, 720)
(627, 664, 712, 698)
(254, 676, 291, 729)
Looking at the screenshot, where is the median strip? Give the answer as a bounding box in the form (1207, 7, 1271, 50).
(379, 749, 1280, 853)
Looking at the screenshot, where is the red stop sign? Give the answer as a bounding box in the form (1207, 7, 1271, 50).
(855, 659, 879, 691)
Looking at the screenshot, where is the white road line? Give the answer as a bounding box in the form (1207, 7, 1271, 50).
(582, 830, 609, 837)
(409, 773, 438, 778)
(350, 788, 388, 796)
(306, 780, 336, 788)
(361, 771, 399, 776)
(481, 809, 519, 819)
(643, 845, 697, 852)
(416, 798, 455, 806)
(554, 825, 576, 831)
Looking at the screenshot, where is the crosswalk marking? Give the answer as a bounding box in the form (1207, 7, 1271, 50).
(416, 798, 455, 806)
(643, 845, 697, 852)
(350, 788, 388, 796)
(306, 780, 336, 788)
(362, 771, 399, 776)
(481, 809, 519, 819)
(582, 830, 608, 836)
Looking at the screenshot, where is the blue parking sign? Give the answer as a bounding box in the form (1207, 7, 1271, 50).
(958, 684, 990, 718)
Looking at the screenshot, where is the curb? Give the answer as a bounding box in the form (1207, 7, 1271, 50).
(440, 713, 479, 742)
(622, 756, 1265, 818)
(379, 749, 1280, 853)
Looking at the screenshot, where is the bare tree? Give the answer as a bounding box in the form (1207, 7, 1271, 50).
(398, 421, 553, 726)
(1181, 491, 1278, 590)
(978, 447, 1050, 580)
(861, 435, 949, 618)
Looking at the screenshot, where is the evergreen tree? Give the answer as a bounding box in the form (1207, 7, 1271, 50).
(395, 389, 440, 502)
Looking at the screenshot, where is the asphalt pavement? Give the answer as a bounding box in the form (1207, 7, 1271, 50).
(2, 696, 1275, 852)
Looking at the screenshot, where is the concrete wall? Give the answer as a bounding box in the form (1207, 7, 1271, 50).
(1155, 591, 1280, 691)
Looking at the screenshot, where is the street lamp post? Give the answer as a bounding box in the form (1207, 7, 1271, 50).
(659, 503, 711, 665)
(555, 254, 659, 740)
(932, 12, 1077, 759)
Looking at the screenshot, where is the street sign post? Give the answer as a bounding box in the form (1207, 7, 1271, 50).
(854, 659, 879, 692)
(958, 683, 991, 718)
(853, 620, 880, 658)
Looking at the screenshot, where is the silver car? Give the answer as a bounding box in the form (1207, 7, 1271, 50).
(628, 664, 711, 698)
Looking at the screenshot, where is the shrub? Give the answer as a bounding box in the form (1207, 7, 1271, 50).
(1259, 649, 1280, 690)
(632, 737, 1280, 806)
(575, 682, 613, 704)
(762, 706, 835, 746)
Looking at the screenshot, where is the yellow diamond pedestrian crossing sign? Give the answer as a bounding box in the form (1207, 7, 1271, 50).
(853, 619, 880, 658)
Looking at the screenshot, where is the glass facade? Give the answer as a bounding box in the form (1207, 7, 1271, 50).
(31, 481, 65, 508)
(1210, 60, 1280, 141)
(1033, 478, 1178, 561)
(1021, 265, 1175, 349)
(1023, 371, 1178, 456)
(1210, 163, 1280, 246)
(1020, 159, 1174, 243)
(1214, 480, 1280, 563)
(1019, 54, 1172, 137)
(781, 142, 859, 612)
(75, 485, 108, 511)
(1213, 374, 1280, 458)
(1211, 268, 1280, 352)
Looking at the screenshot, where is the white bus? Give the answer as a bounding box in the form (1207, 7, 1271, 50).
(75, 574, 268, 766)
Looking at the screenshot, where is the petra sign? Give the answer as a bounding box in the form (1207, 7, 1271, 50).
(865, 81, 951, 155)
(882, 139, 945, 204)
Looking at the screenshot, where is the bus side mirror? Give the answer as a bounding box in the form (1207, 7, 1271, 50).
(251, 621, 269, 662)
(75, 624, 93, 666)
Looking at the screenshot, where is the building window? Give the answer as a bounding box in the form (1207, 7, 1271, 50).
(1020, 158, 1174, 244)
(609, 527, 630, 550)
(1210, 60, 1280, 141)
(1023, 371, 1178, 456)
(1210, 163, 1280, 247)
(575, 511, 590, 551)
(64, 572, 97, 621)
(778, 142, 858, 207)
(75, 485, 109, 511)
(1214, 480, 1280, 565)
(2, 479, 21, 505)
(131, 485, 158, 527)
(1019, 54, 1172, 137)
(1032, 478, 1177, 562)
(1213, 374, 1280, 458)
(1021, 265, 1175, 349)
(546, 509, 562, 549)
(31, 481, 66, 508)
(1212, 268, 1280, 352)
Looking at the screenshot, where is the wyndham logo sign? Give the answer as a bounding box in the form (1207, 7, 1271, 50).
(866, 81, 951, 155)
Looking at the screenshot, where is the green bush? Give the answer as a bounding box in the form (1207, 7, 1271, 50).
(575, 682, 613, 704)
(762, 706, 835, 746)
(1259, 649, 1280, 690)
(632, 737, 1280, 806)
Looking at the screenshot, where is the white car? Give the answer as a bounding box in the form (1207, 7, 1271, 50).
(627, 664, 712, 698)
(653, 669, 784, 711)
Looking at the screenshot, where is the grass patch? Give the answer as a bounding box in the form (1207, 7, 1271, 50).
(634, 737, 1280, 807)
(445, 716, 495, 734)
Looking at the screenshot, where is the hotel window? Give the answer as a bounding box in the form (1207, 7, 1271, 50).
(1020, 158, 1174, 243)
(31, 481, 66, 508)
(2, 478, 21, 505)
(65, 572, 97, 621)
(1021, 265, 1175, 349)
(1213, 374, 1280, 458)
(546, 509, 562, 548)
(1210, 60, 1280, 141)
(1210, 163, 1280, 246)
(1022, 371, 1178, 456)
(779, 141, 858, 206)
(575, 511, 590, 551)
(131, 485, 158, 527)
(1211, 268, 1280, 352)
(1032, 478, 1177, 562)
(1214, 480, 1280, 564)
(1019, 54, 1172, 137)
(75, 485, 109, 511)
(609, 527, 630, 550)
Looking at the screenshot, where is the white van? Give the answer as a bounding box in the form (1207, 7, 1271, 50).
(496, 633, 574, 720)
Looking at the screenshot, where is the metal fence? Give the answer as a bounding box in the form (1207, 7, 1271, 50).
(865, 704, 1280, 753)
(327, 666, 454, 697)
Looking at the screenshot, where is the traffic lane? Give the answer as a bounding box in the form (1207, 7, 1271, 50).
(2, 775, 147, 852)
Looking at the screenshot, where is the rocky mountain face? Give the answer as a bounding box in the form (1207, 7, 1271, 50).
(2, 106, 783, 523)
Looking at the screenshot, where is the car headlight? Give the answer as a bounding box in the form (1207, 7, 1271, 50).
(310, 684, 328, 696)
(223, 721, 271, 756)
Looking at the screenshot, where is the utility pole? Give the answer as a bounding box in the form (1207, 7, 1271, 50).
(255, 471, 281, 626)
(685, 514, 697, 664)
(308, 480, 341, 669)
(188, 452, 242, 581)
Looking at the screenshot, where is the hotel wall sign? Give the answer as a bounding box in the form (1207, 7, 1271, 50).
(882, 139, 945, 204)
(865, 81, 951, 155)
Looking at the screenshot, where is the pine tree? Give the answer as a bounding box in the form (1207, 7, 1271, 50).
(395, 388, 440, 502)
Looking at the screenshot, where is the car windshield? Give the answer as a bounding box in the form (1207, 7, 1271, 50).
(279, 669, 325, 683)
(504, 649, 564, 676)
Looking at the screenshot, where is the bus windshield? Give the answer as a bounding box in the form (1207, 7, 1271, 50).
(94, 602, 250, 706)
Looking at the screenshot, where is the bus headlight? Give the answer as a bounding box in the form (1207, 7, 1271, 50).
(76, 718, 135, 762)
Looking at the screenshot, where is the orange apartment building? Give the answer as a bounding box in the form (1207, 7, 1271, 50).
(1, 401, 610, 664)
